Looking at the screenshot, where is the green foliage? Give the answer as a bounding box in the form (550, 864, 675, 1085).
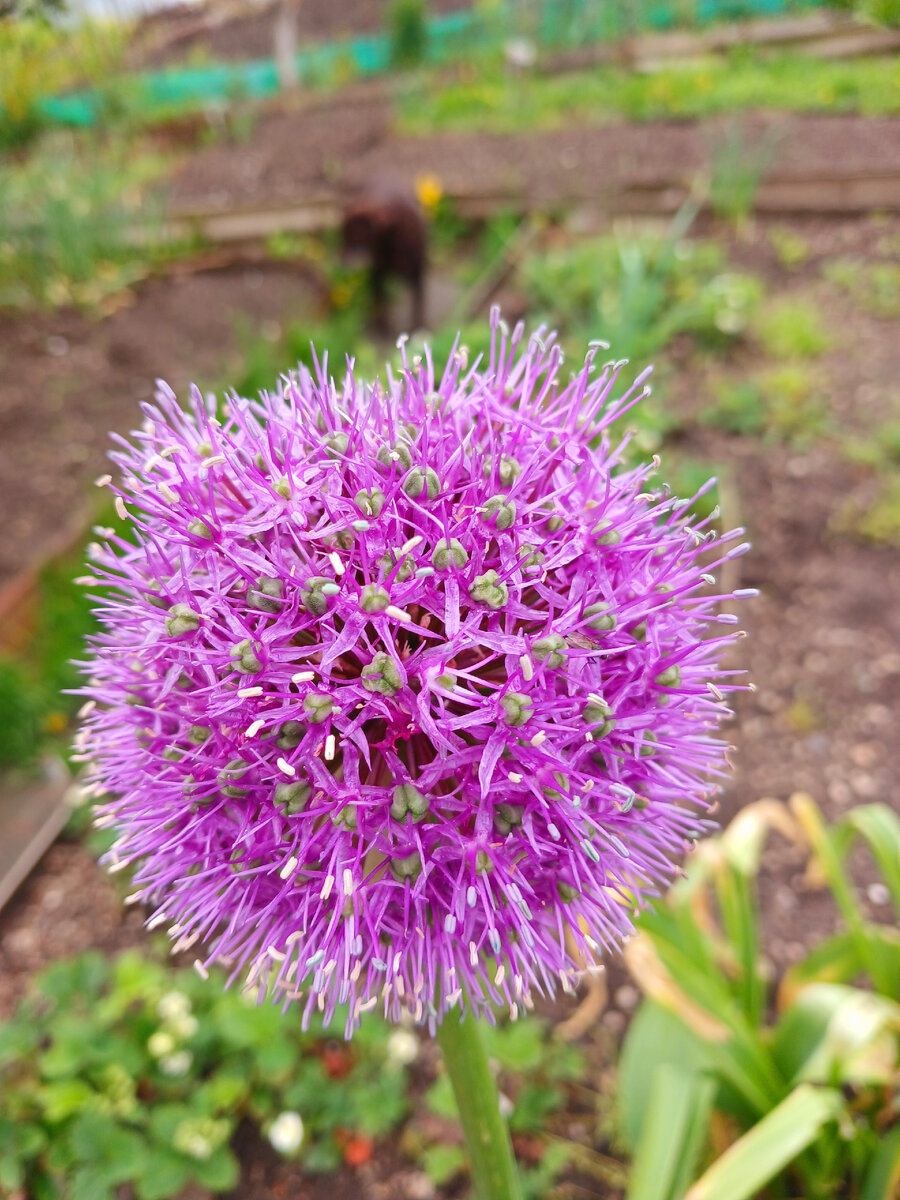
(834, 473, 900, 546)
(0, 949, 415, 1198)
(397, 54, 900, 137)
(768, 226, 811, 271)
(620, 795, 900, 1200)
(708, 120, 780, 227)
(754, 297, 829, 359)
(824, 258, 900, 318)
(758, 363, 829, 444)
(701, 378, 766, 436)
(388, 0, 428, 68)
(0, 132, 171, 310)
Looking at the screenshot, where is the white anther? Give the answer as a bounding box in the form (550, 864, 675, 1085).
(277, 757, 296, 777)
(200, 455, 226, 468)
(159, 482, 179, 503)
(95, 474, 112, 487)
(238, 686, 263, 698)
(325, 734, 336, 761)
(530, 730, 547, 747)
(519, 655, 534, 681)
(320, 875, 335, 900)
(279, 856, 298, 880)
(292, 671, 315, 683)
(193, 960, 209, 980)
(115, 496, 128, 521)
(401, 535, 423, 554)
(343, 868, 354, 896)
(328, 552, 345, 576)
(509, 772, 523, 783)
(385, 605, 412, 622)
(246, 719, 265, 737)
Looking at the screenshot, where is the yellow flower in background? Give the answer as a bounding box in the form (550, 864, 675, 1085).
(415, 172, 444, 213)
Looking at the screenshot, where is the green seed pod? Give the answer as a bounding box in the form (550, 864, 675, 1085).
(325, 432, 349, 457)
(435, 672, 456, 690)
(331, 803, 358, 831)
(402, 466, 440, 501)
(359, 583, 390, 613)
(390, 783, 430, 823)
(354, 488, 386, 518)
(481, 495, 516, 531)
(188, 725, 210, 745)
(500, 692, 533, 727)
(274, 781, 311, 815)
(231, 639, 263, 674)
(218, 758, 250, 797)
(655, 665, 682, 689)
(469, 569, 509, 610)
(495, 803, 523, 836)
(362, 652, 403, 696)
(390, 851, 422, 881)
(519, 543, 544, 570)
(379, 549, 414, 582)
(483, 454, 521, 486)
(431, 538, 468, 570)
(583, 602, 616, 633)
(299, 576, 332, 617)
(334, 529, 355, 551)
(532, 633, 567, 670)
(303, 692, 335, 723)
(639, 732, 658, 757)
(376, 441, 413, 472)
(162, 746, 183, 762)
(247, 576, 283, 614)
(557, 880, 579, 903)
(630, 621, 647, 641)
(187, 518, 215, 541)
(595, 527, 622, 546)
(165, 603, 201, 637)
(475, 848, 493, 874)
(276, 720, 305, 750)
(273, 477, 291, 500)
(196, 441, 213, 458)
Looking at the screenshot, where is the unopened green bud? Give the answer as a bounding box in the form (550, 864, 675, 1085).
(187, 518, 215, 540)
(655, 665, 682, 689)
(165, 603, 201, 636)
(276, 720, 305, 750)
(359, 583, 390, 613)
(432, 538, 468, 570)
(188, 725, 210, 744)
(325, 432, 349, 458)
(299, 576, 332, 617)
(639, 732, 658, 757)
(362, 652, 402, 696)
(469, 569, 508, 610)
(390, 851, 422, 881)
(583, 602, 616, 633)
(379, 549, 414, 582)
(483, 454, 521, 486)
(481, 495, 516, 531)
(519, 544, 544, 570)
(500, 692, 533, 727)
(557, 880, 579, 903)
(533, 633, 567, 670)
(630, 621, 647, 641)
(390, 783, 430, 822)
(583, 701, 616, 738)
(274, 781, 311, 815)
(402, 466, 440, 501)
(354, 488, 386, 518)
(303, 692, 335, 723)
(595, 526, 621, 546)
(273, 477, 291, 500)
(162, 746, 183, 762)
(247, 576, 283, 613)
(435, 672, 456, 690)
(376, 442, 413, 472)
(231, 639, 263, 674)
(495, 803, 523, 835)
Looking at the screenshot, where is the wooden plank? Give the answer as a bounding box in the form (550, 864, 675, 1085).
(0, 778, 71, 915)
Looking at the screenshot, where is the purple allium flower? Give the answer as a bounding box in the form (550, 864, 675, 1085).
(77, 310, 749, 1035)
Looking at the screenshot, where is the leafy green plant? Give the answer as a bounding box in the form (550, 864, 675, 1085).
(619, 794, 900, 1200)
(754, 298, 829, 360)
(388, 0, 428, 68)
(707, 120, 781, 228)
(0, 948, 416, 1198)
(768, 226, 811, 271)
(759, 363, 829, 444)
(700, 379, 766, 437)
(824, 259, 900, 319)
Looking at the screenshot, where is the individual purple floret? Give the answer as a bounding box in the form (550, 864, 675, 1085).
(76, 309, 749, 1035)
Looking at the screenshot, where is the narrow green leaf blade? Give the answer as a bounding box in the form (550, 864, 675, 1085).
(862, 1125, 900, 1200)
(684, 1085, 845, 1200)
(626, 1064, 715, 1200)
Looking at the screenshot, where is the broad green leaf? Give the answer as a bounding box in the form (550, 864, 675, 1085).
(191, 1146, 239, 1191)
(684, 1085, 845, 1200)
(485, 1020, 545, 1072)
(838, 805, 900, 915)
(626, 1063, 715, 1200)
(135, 1149, 190, 1200)
(774, 984, 900, 1086)
(70, 1164, 116, 1200)
(862, 1125, 900, 1200)
(37, 1079, 96, 1123)
(422, 1143, 466, 1186)
(618, 1001, 717, 1149)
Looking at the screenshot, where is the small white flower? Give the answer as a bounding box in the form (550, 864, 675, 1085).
(147, 1030, 176, 1058)
(268, 1111, 304, 1156)
(498, 1092, 514, 1119)
(386, 1029, 419, 1067)
(168, 1013, 199, 1040)
(157, 991, 191, 1022)
(159, 1050, 193, 1077)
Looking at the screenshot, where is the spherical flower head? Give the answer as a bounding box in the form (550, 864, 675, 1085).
(77, 309, 750, 1036)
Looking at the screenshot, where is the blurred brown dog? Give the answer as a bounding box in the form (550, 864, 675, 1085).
(340, 189, 427, 335)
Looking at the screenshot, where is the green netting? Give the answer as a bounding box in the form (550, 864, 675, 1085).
(31, 0, 833, 129)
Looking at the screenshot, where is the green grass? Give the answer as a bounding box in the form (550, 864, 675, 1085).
(396, 53, 900, 136)
(753, 297, 829, 359)
(823, 258, 900, 318)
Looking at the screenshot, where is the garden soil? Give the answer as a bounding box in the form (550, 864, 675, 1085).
(0, 131, 899, 1195)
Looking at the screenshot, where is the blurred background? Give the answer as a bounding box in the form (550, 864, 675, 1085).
(0, 1, 899, 1197)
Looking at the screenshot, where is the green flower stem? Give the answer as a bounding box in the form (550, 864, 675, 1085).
(436, 1007, 523, 1200)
